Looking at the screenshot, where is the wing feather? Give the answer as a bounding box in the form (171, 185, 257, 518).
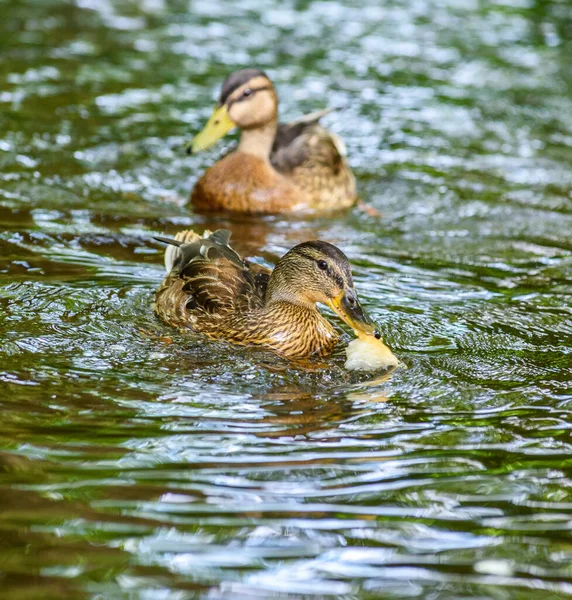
(271, 108, 344, 174)
(154, 229, 271, 329)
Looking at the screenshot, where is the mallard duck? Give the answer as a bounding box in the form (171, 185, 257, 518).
(187, 68, 357, 214)
(153, 229, 381, 358)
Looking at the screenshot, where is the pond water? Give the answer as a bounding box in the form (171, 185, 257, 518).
(1, 0, 572, 598)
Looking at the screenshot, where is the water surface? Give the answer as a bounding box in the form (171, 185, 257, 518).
(1, 0, 572, 598)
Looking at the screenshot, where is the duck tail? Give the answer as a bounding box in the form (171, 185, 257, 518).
(154, 230, 202, 273)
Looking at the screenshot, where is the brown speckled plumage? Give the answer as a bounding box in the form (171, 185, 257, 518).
(189, 69, 356, 215)
(154, 229, 376, 359)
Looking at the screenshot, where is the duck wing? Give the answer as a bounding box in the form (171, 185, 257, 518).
(154, 229, 271, 328)
(271, 108, 347, 173)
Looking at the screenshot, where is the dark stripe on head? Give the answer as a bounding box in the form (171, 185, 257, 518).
(219, 68, 268, 105)
(296, 240, 349, 263)
(231, 85, 272, 104)
(292, 240, 353, 284)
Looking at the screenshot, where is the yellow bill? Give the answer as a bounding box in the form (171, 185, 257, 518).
(186, 104, 236, 154)
(326, 289, 379, 338)
(328, 289, 399, 371)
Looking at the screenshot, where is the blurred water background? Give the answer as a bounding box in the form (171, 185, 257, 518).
(1, 0, 572, 597)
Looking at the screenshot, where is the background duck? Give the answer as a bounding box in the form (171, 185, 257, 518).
(154, 229, 382, 358)
(187, 68, 357, 214)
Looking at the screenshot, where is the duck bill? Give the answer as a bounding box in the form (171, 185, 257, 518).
(187, 104, 236, 154)
(327, 289, 378, 338)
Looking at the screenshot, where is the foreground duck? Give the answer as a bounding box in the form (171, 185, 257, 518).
(154, 229, 390, 359)
(187, 68, 356, 214)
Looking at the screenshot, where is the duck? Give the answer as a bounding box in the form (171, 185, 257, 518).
(187, 68, 357, 214)
(153, 229, 381, 358)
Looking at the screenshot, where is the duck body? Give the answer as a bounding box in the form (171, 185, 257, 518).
(191, 152, 304, 214)
(188, 69, 356, 215)
(154, 229, 379, 359)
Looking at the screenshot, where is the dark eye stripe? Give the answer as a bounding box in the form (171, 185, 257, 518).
(301, 253, 345, 288)
(228, 85, 272, 105)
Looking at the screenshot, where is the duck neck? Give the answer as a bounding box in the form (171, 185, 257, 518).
(261, 300, 338, 356)
(263, 298, 336, 338)
(237, 121, 277, 160)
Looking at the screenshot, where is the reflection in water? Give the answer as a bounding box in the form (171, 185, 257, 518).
(1, 0, 572, 598)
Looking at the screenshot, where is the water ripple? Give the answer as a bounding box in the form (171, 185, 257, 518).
(1, 0, 572, 597)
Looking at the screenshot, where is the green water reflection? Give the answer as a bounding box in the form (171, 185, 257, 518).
(1, 0, 572, 598)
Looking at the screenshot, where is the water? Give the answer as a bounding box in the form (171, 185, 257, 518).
(1, 0, 572, 597)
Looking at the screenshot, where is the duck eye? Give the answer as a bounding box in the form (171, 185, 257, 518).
(348, 296, 356, 305)
(317, 260, 328, 271)
(242, 88, 252, 97)
(374, 329, 381, 339)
